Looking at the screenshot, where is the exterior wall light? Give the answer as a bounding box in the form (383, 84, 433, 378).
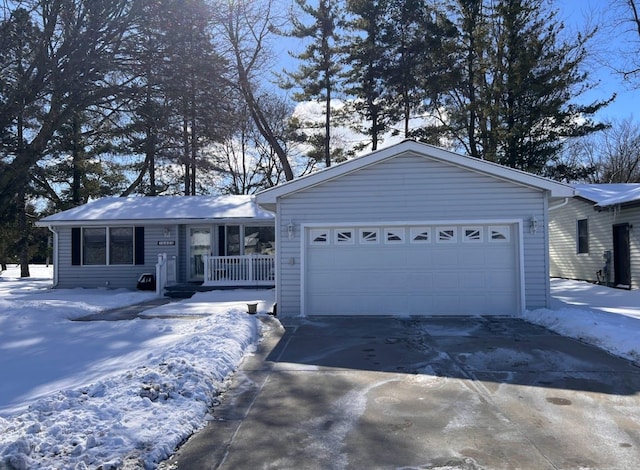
(287, 220, 294, 239)
(530, 216, 538, 234)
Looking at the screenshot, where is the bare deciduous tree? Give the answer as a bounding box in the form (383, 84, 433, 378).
(212, 0, 295, 181)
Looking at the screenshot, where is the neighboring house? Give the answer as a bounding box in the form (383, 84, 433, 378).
(549, 183, 640, 290)
(37, 196, 275, 290)
(255, 140, 573, 317)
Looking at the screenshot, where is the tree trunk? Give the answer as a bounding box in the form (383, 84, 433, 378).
(17, 189, 30, 278)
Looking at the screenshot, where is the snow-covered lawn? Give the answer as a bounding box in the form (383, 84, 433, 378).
(0, 265, 274, 469)
(0, 267, 638, 469)
(523, 279, 640, 366)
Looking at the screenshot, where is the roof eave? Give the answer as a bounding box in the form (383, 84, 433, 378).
(36, 216, 274, 227)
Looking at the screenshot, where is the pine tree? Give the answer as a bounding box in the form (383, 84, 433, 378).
(381, 0, 457, 139)
(438, 0, 610, 174)
(283, 0, 343, 166)
(342, 0, 390, 151)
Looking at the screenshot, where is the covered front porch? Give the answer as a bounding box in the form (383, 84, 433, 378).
(187, 221, 276, 288)
(203, 254, 275, 287)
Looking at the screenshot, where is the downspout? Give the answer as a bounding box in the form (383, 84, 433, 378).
(548, 198, 569, 211)
(47, 226, 59, 288)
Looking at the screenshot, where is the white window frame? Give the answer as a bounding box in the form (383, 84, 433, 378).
(359, 228, 379, 244)
(334, 228, 355, 245)
(436, 227, 457, 243)
(462, 226, 483, 243)
(410, 226, 432, 243)
(309, 229, 330, 245)
(489, 225, 510, 243)
(384, 227, 405, 244)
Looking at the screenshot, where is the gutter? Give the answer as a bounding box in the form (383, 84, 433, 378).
(548, 198, 570, 211)
(46, 226, 59, 288)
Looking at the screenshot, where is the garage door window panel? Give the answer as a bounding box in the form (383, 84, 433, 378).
(335, 229, 355, 245)
(437, 227, 457, 243)
(384, 228, 405, 244)
(489, 226, 510, 242)
(310, 229, 330, 245)
(410, 227, 431, 243)
(463, 227, 483, 243)
(359, 228, 379, 244)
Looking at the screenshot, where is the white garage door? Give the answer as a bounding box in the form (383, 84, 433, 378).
(304, 224, 520, 316)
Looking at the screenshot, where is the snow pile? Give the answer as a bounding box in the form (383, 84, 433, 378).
(0, 266, 273, 469)
(523, 279, 640, 366)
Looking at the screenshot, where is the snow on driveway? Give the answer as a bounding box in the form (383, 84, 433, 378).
(0, 267, 638, 469)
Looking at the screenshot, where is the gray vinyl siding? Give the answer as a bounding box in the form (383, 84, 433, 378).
(276, 153, 549, 316)
(550, 200, 640, 289)
(55, 225, 179, 290)
(627, 207, 640, 289)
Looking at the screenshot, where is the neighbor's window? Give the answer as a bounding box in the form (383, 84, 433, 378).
(577, 219, 589, 254)
(109, 227, 134, 265)
(83, 228, 107, 265)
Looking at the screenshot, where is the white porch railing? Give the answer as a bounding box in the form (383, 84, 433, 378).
(203, 254, 275, 287)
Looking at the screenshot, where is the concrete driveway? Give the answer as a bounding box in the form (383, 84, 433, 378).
(161, 316, 640, 470)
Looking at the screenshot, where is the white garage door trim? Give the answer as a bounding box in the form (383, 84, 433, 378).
(300, 219, 525, 316)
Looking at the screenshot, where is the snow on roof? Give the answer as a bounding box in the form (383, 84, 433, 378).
(574, 183, 640, 207)
(38, 195, 274, 225)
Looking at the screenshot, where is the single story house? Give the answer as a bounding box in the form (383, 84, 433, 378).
(255, 140, 573, 317)
(549, 183, 640, 289)
(39, 140, 574, 317)
(37, 195, 275, 290)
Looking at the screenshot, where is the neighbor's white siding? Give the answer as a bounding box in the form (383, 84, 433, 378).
(550, 199, 640, 288)
(276, 153, 548, 316)
(55, 225, 179, 289)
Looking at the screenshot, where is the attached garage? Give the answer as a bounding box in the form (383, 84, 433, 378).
(256, 140, 574, 318)
(303, 223, 520, 316)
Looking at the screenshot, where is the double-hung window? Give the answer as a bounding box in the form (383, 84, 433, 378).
(577, 219, 589, 254)
(73, 227, 143, 266)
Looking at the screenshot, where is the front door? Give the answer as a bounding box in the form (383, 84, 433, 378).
(189, 227, 211, 281)
(613, 223, 631, 288)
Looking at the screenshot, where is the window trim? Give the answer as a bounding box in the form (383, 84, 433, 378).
(462, 226, 483, 243)
(384, 227, 405, 244)
(489, 225, 510, 243)
(359, 228, 379, 244)
(75, 226, 142, 266)
(410, 227, 431, 243)
(334, 228, 355, 245)
(577, 218, 589, 254)
(436, 227, 457, 243)
(309, 229, 330, 245)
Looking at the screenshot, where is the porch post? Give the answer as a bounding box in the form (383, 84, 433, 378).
(203, 254, 210, 283)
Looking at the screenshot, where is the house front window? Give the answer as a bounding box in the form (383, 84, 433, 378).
(109, 227, 134, 264)
(218, 225, 276, 256)
(80, 227, 137, 266)
(577, 219, 589, 254)
(83, 228, 106, 265)
(244, 226, 276, 255)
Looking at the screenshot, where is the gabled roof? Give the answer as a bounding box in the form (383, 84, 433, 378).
(256, 140, 574, 205)
(574, 183, 640, 208)
(37, 195, 274, 227)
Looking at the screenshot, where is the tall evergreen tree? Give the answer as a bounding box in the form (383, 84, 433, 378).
(381, 0, 457, 139)
(284, 0, 342, 166)
(342, 0, 390, 151)
(437, 0, 610, 174)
